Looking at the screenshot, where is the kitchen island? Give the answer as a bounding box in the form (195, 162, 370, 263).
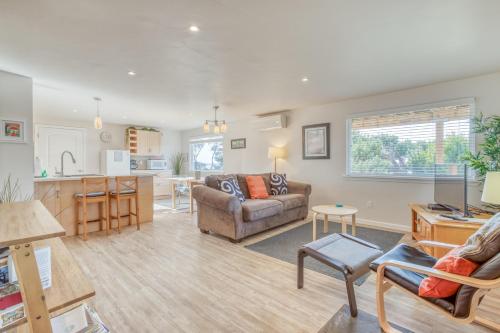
(34, 175, 153, 236)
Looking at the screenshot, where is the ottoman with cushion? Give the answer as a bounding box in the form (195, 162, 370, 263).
(297, 233, 383, 317)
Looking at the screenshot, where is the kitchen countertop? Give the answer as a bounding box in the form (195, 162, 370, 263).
(34, 174, 153, 182)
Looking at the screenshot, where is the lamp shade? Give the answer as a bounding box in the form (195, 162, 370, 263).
(481, 171, 500, 204)
(268, 146, 287, 159)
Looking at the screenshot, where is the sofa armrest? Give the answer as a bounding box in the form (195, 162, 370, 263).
(192, 185, 241, 213)
(288, 180, 311, 197)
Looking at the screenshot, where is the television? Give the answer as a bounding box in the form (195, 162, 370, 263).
(433, 164, 472, 217)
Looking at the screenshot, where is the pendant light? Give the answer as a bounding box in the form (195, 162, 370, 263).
(94, 97, 103, 130)
(202, 105, 227, 134)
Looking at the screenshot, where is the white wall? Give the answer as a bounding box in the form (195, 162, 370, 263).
(0, 70, 34, 197)
(33, 116, 182, 173)
(181, 71, 500, 229)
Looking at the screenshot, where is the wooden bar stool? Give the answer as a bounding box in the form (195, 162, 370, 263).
(75, 177, 109, 241)
(109, 176, 140, 232)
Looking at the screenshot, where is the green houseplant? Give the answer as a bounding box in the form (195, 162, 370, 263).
(170, 152, 186, 176)
(463, 113, 500, 180)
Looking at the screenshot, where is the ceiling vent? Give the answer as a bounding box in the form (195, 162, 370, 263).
(252, 114, 287, 131)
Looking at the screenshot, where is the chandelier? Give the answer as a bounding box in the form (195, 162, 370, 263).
(203, 105, 227, 134)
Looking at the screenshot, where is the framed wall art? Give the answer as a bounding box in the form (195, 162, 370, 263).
(302, 123, 330, 159)
(0, 119, 26, 143)
(231, 138, 246, 149)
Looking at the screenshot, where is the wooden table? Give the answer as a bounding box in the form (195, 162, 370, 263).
(410, 203, 491, 258)
(168, 177, 204, 213)
(311, 205, 358, 240)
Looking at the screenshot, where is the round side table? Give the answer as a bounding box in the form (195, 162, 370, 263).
(311, 205, 358, 240)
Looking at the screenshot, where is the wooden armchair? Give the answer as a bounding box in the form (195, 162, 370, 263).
(370, 240, 500, 333)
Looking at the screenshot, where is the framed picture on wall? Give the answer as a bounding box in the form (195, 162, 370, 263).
(231, 138, 246, 149)
(0, 119, 25, 143)
(302, 123, 330, 159)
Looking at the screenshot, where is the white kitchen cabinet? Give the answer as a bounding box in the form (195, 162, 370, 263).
(129, 129, 162, 156)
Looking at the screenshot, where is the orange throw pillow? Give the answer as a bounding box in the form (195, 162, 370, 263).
(418, 247, 479, 298)
(245, 176, 269, 199)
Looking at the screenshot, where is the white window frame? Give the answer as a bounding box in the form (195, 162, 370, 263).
(188, 135, 224, 172)
(345, 98, 476, 181)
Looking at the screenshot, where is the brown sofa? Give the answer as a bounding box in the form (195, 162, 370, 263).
(192, 173, 311, 242)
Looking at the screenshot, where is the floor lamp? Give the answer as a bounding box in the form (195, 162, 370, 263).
(268, 146, 287, 173)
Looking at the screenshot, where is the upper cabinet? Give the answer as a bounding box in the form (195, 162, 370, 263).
(127, 128, 162, 156)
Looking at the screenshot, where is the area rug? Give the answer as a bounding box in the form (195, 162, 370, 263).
(318, 304, 413, 333)
(245, 220, 404, 285)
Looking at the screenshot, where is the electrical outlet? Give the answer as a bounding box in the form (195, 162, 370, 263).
(366, 200, 373, 208)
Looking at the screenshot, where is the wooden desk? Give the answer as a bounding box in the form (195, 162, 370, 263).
(410, 204, 491, 258)
(169, 177, 204, 213)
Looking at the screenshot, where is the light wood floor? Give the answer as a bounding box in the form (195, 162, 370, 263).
(62, 210, 499, 333)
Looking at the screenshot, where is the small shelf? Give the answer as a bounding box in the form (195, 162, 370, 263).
(0, 201, 66, 247)
(36, 238, 95, 313)
(2, 238, 95, 332)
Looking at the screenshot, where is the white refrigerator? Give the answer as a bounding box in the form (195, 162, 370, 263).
(101, 150, 131, 176)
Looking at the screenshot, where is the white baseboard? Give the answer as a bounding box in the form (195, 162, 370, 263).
(306, 212, 411, 233)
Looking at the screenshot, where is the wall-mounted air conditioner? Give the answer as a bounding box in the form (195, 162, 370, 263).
(252, 114, 287, 131)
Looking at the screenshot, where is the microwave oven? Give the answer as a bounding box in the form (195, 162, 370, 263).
(147, 159, 168, 170)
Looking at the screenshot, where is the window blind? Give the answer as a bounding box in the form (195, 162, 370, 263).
(348, 103, 473, 177)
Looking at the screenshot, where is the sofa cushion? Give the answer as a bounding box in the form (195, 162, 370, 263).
(237, 173, 271, 198)
(270, 194, 306, 210)
(241, 199, 283, 222)
(246, 176, 269, 199)
(205, 174, 237, 190)
(457, 212, 500, 263)
(270, 173, 288, 195)
(218, 177, 245, 202)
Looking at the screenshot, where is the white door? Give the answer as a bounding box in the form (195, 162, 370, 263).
(36, 126, 86, 176)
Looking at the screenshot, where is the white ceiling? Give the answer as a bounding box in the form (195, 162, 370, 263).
(1, 0, 500, 130)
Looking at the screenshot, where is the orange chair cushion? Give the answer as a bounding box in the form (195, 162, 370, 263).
(245, 176, 269, 199)
(418, 247, 479, 298)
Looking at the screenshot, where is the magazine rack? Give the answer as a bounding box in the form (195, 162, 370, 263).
(0, 201, 95, 332)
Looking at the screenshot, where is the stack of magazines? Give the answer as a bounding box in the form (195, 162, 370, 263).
(0, 248, 25, 329)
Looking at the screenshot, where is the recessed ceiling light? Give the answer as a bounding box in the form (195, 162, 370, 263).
(127, 71, 136, 76)
(189, 25, 200, 32)
(73, 109, 78, 113)
(301, 77, 309, 83)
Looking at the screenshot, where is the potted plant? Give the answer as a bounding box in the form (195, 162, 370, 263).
(463, 113, 500, 180)
(170, 153, 186, 176)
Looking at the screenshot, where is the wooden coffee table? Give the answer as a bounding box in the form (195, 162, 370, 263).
(311, 205, 358, 240)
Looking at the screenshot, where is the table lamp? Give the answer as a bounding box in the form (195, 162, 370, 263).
(481, 171, 500, 205)
(268, 146, 287, 173)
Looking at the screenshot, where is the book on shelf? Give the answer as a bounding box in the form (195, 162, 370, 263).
(8, 246, 52, 289)
(0, 303, 24, 329)
(0, 282, 22, 311)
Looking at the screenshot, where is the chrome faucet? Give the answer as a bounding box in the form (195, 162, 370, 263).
(57, 150, 76, 177)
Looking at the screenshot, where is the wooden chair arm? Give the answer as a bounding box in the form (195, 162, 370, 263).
(416, 240, 459, 250)
(378, 260, 500, 289)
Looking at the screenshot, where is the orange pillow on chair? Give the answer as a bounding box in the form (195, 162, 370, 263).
(418, 247, 479, 298)
(245, 176, 269, 199)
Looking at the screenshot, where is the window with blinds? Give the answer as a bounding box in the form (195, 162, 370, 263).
(347, 100, 474, 178)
